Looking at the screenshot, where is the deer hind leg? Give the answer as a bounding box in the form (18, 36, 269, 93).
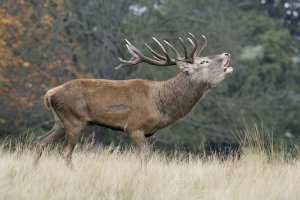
(61, 122, 86, 168)
(34, 120, 65, 165)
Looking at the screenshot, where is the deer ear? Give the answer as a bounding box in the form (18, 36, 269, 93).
(176, 61, 193, 74)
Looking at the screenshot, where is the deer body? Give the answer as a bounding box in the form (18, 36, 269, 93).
(35, 33, 233, 166)
(44, 72, 209, 135)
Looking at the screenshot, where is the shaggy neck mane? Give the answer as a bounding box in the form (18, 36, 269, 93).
(157, 72, 211, 124)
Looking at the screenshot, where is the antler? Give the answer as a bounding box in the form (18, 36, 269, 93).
(176, 32, 198, 63)
(179, 32, 207, 61)
(115, 33, 207, 69)
(115, 38, 177, 69)
(196, 35, 207, 57)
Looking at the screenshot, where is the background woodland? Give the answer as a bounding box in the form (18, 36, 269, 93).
(1, 0, 300, 151)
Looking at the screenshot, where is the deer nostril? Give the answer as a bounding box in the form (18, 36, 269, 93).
(224, 53, 230, 57)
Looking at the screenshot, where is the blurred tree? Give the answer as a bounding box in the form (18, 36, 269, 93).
(61, 0, 162, 79)
(0, 0, 83, 136)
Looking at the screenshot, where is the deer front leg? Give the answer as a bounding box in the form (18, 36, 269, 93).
(129, 130, 151, 158)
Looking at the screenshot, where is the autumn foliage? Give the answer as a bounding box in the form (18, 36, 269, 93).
(0, 0, 85, 131)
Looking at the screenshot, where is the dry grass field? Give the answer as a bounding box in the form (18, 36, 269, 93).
(1, 127, 300, 200)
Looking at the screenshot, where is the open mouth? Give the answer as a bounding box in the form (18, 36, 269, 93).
(223, 58, 233, 73)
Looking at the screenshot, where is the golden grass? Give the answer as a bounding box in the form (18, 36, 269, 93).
(0, 147, 299, 200)
(1, 127, 300, 200)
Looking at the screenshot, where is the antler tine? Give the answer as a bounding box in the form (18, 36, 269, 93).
(125, 43, 137, 57)
(153, 55, 165, 61)
(115, 40, 145, 69)
(196, 35, 207, 57)
(125, 39, 136, 52)
(187, 38, 196, 59)
(115, 38, 177, 69)
(179, 37, 188, 59)
(152, 37, 171, 62)
(187, 32, 198, 59)
(144, 43, 167, 61)
(115, 41, 142, 69)
(163, 40, 182, 59)
(115, 57, 140, 69)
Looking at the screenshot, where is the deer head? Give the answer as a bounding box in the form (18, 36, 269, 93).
(116, 32, 233, 87)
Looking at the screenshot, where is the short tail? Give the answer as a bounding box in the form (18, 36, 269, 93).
(44, 91, 51, 110)
(44, 90, 60, 121)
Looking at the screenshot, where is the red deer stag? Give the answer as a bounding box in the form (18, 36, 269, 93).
(35, 33, 233, 166)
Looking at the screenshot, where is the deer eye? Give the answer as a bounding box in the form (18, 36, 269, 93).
(200, 61, 209, 65)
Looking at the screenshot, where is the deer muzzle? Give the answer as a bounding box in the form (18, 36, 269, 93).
(222, 53, 233, 74)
